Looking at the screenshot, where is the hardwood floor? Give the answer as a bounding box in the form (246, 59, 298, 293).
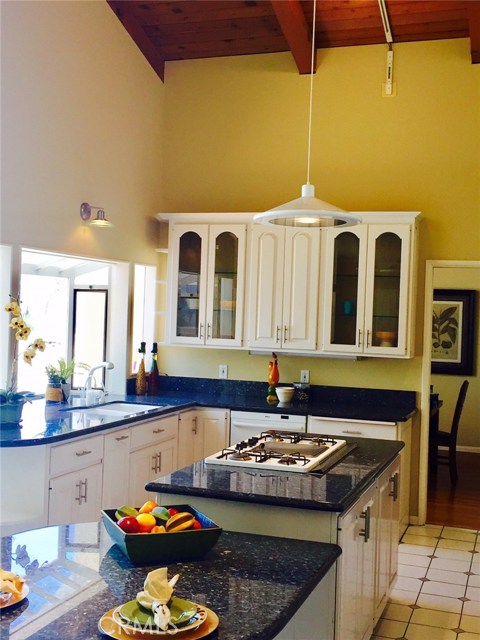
(427, 451, 480, 530)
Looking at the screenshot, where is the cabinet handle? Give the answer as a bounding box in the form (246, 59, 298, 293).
(151, 454, 157, 472)
(357, 329, 362, 347)
(389, 472, 399, 501)
(153, 428, 165, 434)
(366, 329, 371, 348)
(192, 416, 198, 435)
(199, 323, 204, 339)
(75, 450, 92, 457)
(156, 452, 162, 473)
(283, 325, 288, 342)
(342, 429, 363, 435)
(207, 323, 212, 339)
(75, 479, 88, 504)
(360, 505, 371, 542)
(115, 435, 129, 442)
(275, 326, 281, 343)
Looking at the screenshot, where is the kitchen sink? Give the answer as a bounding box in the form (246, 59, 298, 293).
(62, 402, 172, 418)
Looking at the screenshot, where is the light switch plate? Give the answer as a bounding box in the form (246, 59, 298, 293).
(300, 370, 309, 383)
(219, 364, 228, 379)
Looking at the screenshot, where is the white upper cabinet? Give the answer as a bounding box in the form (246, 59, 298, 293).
(167, 223, 246, 347)
(247, 224, 320, 351)
(321, 214, 420, 358)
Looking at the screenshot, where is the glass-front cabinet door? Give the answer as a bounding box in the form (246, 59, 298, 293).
(322, 227, 368, 353)
(168, 224, 245, 346)
(205, 225, 246, 347)
(363, 225, 411, 356)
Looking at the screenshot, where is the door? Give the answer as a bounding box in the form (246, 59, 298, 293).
(323, 226, 368, 353)
(169, 225, 209, 344)
(205, 226, 246, 347)
(129, 438, 178, 506)
(48, 464, 104, 525)
(364, 225, 411, 356)
(102, 428, 131, 509)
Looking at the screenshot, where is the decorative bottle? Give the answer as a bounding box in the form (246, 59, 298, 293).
(148, 342, 160, 396)
(267, 352, 280, 402)
(135, 342, 147, 396)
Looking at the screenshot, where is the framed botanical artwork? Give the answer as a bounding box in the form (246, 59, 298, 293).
(431, 289, 476, 375)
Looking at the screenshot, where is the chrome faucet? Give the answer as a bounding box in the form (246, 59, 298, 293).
(82, 361, 114, 403)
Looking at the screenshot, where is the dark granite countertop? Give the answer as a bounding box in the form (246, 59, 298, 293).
(146, 437, 404, 513)
(0, 521, 340, 640)
(0, 378, 416, 447)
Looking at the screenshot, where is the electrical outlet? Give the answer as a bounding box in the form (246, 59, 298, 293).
(300, 370, 309, 383)
(219, 364, 228, 379)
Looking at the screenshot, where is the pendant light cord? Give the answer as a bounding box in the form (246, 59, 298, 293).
(306, 0, 317, 186)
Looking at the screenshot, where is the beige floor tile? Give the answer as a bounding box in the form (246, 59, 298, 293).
(461, 614, 480, 633)
(430, 556, 472, 573)
(421, 579, 466, 598)
(400, 552, 432, 568)
(426, 567, 468, 585)
(466, 585, 480, 601)
(457, 634, 480, 640)
(394, 575, 424, 593)
(404, 623, 457, 639)
(402, 535, 438, 548)
(435, 547, 475, 562)
(399, 564, 429, 578)
(417, 592, 463, 613)
(388, 589, 419, 606)
(406, 525, 443, 538)
(462, 599, 480, 616)
(443, 526, 478, 536)
(374, 618, 408, 638)
(438, 538, 476, 552)
(442, 528, 478, 543)
(469, 575, 480, 588)
(382, 602, 412, 622)
(410, 607, 459, 628)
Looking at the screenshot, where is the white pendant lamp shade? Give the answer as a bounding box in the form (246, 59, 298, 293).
(254, 183, 361, 227)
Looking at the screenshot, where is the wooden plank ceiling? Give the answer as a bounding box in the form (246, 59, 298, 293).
(107, 0, 480, 81)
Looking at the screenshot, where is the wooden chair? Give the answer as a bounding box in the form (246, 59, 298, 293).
(434, 380, 469, 485)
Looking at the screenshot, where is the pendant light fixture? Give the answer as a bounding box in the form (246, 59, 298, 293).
(254, 0, 360, 228)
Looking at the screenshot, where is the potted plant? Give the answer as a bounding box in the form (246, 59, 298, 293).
(45, 358, 88, 402)
(1, 295, 46, 427)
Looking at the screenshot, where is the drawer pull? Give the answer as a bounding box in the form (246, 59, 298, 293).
(342, 430, 363, 435)
(115, 435, 129, 442)
(76, 450, 92, 457)
(153, 428, 165, 434)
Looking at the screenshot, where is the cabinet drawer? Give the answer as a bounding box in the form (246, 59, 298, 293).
(308, 417, 397, 440)
(50, 435, 104, 477)
(130, 415, 178, 451)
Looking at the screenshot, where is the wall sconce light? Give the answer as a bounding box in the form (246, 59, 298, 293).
(80, 202, 114, 228)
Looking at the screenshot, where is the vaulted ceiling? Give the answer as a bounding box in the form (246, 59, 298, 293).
(107, 0, 480, 81)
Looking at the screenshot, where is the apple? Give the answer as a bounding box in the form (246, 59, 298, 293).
(117, 516, 141, 534)
(167, 508, 179, 516)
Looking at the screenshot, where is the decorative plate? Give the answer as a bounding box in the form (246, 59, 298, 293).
(0, 584, 29, 610)
(118, 596, 197, 628)
(98, 604, 219, 640)
(113, 605, 207, 637)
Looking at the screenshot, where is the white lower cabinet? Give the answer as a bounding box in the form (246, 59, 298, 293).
(102, 428, 131, 509)
(48, 463, 104, 525)
(308, 415, 411, 535)
(178, 408, 228, 469)
(336, 457, 400, 640)
(128, 415, 179, 506)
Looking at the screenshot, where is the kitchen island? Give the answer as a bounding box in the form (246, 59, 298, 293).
(0, 520, 340, 640)
(147, 437, 403, 640)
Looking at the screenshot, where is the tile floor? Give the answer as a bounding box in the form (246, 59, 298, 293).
(372, 524, 480, 640)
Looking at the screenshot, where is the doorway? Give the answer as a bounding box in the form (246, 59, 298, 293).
(420, 260, 480, 528)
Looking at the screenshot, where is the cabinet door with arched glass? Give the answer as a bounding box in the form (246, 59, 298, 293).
(322, 226, 368, 353)
(363, 225, 411, 355)
(205, 225, 246, 347)
(169, 225, 209, 344)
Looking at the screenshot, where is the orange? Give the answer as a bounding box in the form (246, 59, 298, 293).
(136, 513, 156, 532)
(138, 500, 159, 514)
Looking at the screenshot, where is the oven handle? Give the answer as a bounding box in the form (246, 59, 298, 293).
(231, 421, 268, 428)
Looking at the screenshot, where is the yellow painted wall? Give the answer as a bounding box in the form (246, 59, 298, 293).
(1, 0, 166, 265)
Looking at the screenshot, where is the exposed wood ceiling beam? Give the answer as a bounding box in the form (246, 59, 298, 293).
(107, 1, 166, 81)
(468, 1, 480, 63)
(270, 0, 316, 74)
